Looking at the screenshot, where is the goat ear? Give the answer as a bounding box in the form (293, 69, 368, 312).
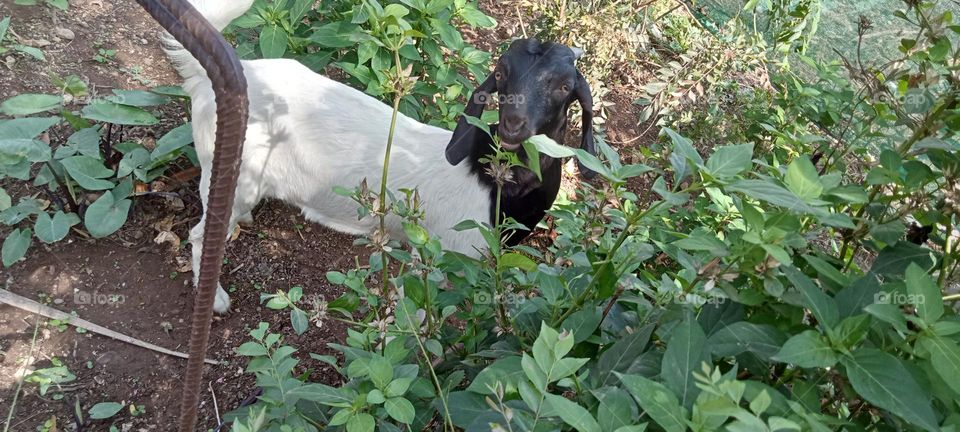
(573, 72, 598, 179)
(446, 73, 498, 165)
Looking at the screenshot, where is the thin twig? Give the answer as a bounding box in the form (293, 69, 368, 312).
(0, 289, 221, 365)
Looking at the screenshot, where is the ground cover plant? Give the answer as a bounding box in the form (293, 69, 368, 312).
(2, 0, 960, 431)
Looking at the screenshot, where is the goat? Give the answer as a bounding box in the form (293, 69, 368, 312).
(162, 0, 596, 313)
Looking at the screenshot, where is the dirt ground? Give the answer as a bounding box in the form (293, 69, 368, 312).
(0, 0, 652, 430)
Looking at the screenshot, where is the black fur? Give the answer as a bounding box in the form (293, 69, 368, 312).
(447, 38, 596, 245)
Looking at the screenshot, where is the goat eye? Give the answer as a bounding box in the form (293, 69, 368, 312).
(561, 84, 571, 93)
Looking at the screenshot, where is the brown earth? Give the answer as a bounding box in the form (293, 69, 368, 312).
(0, 0, 654, 430)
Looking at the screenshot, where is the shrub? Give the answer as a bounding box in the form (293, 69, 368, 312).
(227, 1, 960, 431)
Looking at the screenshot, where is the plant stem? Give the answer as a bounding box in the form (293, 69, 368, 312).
(378, 49, 404, 299)
(5, 313, 42, 432)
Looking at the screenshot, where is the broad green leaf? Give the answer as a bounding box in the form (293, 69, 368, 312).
(661, 313, 708, 408)
(704, 143, 753, 179)
(500, 252, 536, 272)
(290, 308, 308, 335)
(88, 402, 124, 419)
(0, 117, 59, 139)
(841, 348, 938, 431)
(919, 335, 960, 395)
(772, 330, 837, 368)
(664, 128, 703, 165)
(0, 138, 50, 163)
(864, 303, 908, 333)
(345, 412, 375, 432)
(148, 123, 194, 159)
(802, 255, 850, 290)
(709, 322, 786, 359)
(726, 180, 821, 215)
(446, 391, 489, 428)
(61, 156, 115, 190)
(2, 228, 32, 267)
(905, 263, 943, 323)
(285, 383, 355, 406)
(595, 388, 636, 432)
(595, 324, 655, 386)
(84, 192, 131, 238)
(784, 156, 822, 200)
(384, 397, 415, 424)
(107, 89, 170, 107)
(561, 307, 601, 344)
(868, 241, 936, 278)
(0, 94, 61, 115)
(81, 101, 158, 125)
(527, 134, 575, 158)
(0, 187, 9, 211)
(259, 25, 288, 58)
(466, 356, 523, 395)
(784, 266, 838, 328)
(34, 211, 80, 243)
(543, 392, 602, 432)
(618, 373, 687, 432)
(673, 228, 728, 256)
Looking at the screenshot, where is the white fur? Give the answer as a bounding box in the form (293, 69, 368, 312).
(164, 0, 488, 313)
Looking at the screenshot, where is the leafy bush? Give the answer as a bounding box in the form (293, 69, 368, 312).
(224, 0, 960, 431)
(0, 83, 193, 266)
(228, 0, 496, 127)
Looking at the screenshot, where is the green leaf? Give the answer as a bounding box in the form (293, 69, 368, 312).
(618, 373, 687, 432)
(526, 134, 575, 158)
(661, 313, 707, 408)
(664, 128, 703, 165)
(0, 187, 9, 211)
(0, 117, 59, 139)
(864, 303, 908, 333)
(34, 211, 80, 243)
(704, 143, 753, 179)
(784, 156, 823, 200)
(84, 191, 131, 238)
(285, 383, 354, 406)
(561, 307, 601, 344)
(466, 356, 523, 395)
(726, 180, 821, 215)
(784, 266, 838, 328)
(290, 308, 308, 335)
(384, 397, 415, 424)
(841, 348, 938, 431)
(235, 341, 267, 356)
(595, 388, 636, 432)
(919, 335, 960, 395)
(0, 94, 61, 115)
(543, 393, 602, 432)
(61, 156, 115, 190)
(107, 89, 170, 107)
(772, 330, 837, 368)
(595, 324, 655, 386)
(81, 101, 158, 125)
(868, 241, 936, 278)
(709, 322, 786, 359)
(0, 138, 51, 163)
(345, 412, 375, 432)
(802, 255, 850, 290)
(2, 228, 32, 267)
(500, 252, 536, 272)
(88, 402, 124, 419)
(259, 25, 288, 59)
(673, 228, 728, 256)
(289, 0, 313, 23)
(521, 139, 542, 180)
(905, 263, 942, 324)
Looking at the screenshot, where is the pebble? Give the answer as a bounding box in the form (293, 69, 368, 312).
(55, 27, 76, 40)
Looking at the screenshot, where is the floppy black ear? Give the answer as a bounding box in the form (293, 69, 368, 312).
(573, 71, 597, 179)
(446, 73, 498, 165)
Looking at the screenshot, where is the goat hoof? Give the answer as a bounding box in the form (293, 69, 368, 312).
(213, 286, 232, 314)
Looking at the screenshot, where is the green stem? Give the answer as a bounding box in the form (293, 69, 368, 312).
(553, 200, 666, 325)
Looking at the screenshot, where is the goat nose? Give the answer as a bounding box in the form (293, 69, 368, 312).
(501, 115, 526, 136)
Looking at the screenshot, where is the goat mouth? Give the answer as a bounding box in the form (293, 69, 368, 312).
(500, 141, 523, 151)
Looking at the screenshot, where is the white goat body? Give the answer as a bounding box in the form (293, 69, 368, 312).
(164, 0, 488, 312)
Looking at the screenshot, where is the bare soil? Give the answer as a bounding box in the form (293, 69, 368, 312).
(0, 0, 655, 430)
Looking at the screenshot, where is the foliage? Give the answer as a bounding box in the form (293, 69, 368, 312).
(0, 16, 46, 61)
(0, 81, 194, 267)
(227, 1, 960, 431)
(228, 0, 496, 127)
